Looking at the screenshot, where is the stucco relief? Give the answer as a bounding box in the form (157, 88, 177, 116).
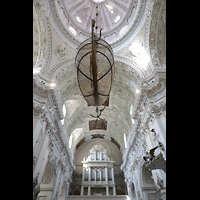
(33, 0, 48, 72)
(149, 0, 166, 69)
(42, 162, 53, 184)
(33, 5, 40, 67)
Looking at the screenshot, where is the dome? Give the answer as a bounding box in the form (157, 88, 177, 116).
(53, 0, 140, 45)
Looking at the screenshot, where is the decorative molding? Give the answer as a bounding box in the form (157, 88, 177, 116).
(39, 17, 53, 77)
(46, 0, 147, 50)
(33, 0, 48, 72)
(42, 162, 53, 184)
(33, 75, 50, 117)
(148, 0, 166, 69)
(121, 73, 165, 178)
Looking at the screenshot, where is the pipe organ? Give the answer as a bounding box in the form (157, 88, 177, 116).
(81, 144, 116, 196)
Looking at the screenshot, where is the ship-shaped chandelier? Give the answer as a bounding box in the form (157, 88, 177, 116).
(75, 16, 115, 122)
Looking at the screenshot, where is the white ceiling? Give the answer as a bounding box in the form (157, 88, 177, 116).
(55, 0, 138, 44)
(33, 0, 166, 155)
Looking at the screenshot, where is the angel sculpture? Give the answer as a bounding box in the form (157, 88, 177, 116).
(143, 146, 159, 162)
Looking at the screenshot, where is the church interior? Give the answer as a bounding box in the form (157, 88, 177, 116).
(33, 0, 166, 199)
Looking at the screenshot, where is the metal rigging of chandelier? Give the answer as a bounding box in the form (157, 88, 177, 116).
(75, 19, 114, 120)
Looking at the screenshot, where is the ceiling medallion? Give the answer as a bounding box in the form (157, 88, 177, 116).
(75, 18, 114, 123)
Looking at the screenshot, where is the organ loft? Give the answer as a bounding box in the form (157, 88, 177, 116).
(81, 144, 116, 196)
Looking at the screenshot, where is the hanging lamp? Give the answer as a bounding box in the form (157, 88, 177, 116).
(75, 19, 114, 121)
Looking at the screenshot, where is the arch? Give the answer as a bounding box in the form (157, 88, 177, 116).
(73, 139, 123, 174)
(114, 56, 146, 78)
(85, 140, 112, 158)
(92, 144, 105, 150)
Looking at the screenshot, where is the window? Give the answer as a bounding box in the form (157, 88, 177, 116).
(69, 134, 73, 149)
(124, 133, 127, 148)
(61, 104, 66, 125)
(69, 26, 76, 35)
(130, 104, 133, 117)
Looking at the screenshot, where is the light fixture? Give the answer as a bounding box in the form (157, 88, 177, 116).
(75, 19, 114, 122)
(50, 82, 56, 88)
(135, 89, 140, 94)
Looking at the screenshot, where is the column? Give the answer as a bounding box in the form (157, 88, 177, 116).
(113, 186, 116, 195)
(111, 167, 115, 184)
(100, 168, 102, 184)
(105, 167, 108, 184)
(33, 135, 49, 178)
(52, 167, 62, 199)
(56, 174, 64, 199)
(106, 166, 109, 196)
(94, 152, 96, 160)
(127, 183, 134, 200)
(82, 167, 85, 182)
(88, 186, 91, 196)
(100, 152, 102, 160)
(95, 168, 97, 183)
(81, 186, 84, 195)
(106, 186, 109, 196)
(89, 167, 91, 184)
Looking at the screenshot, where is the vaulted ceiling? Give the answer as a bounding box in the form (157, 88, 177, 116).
(33, 0, 166, 155)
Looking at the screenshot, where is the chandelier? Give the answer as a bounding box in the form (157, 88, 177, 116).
(75, 19, 114, 121)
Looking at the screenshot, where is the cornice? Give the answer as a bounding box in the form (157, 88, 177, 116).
(48, 89, 64, 120)
(49, 58, 75, 79)
(33, 76, 50, 117)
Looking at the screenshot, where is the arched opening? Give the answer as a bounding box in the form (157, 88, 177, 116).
(68, 139, 127, 197)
